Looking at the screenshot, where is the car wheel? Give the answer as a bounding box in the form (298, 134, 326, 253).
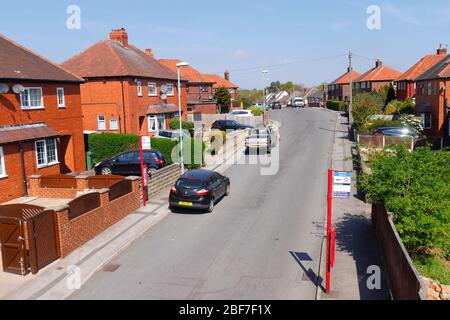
(268, 147, 272, 154)
(225, 184, 230, 196)
(101, 167, 112, 175)
(207, 199, 215, 213)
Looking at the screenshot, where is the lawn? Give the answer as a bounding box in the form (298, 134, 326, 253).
(412, 254, 450, 285)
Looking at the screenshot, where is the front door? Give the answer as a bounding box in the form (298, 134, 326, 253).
(0, 218, 27, 275)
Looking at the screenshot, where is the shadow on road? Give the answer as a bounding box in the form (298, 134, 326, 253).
(290, 251, 325, 292)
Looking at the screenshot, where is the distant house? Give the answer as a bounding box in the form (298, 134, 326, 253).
(61, 28, 188, 136)
(307, 89, 326, 108)
(159, 59, 217, 115)
(0, 34, 86, 203)
(415, 54, 450, 138)
(328, 68, 361, 101)
(204, 71, 240, 109)
(353, 59, 402, 92)
(395, 46, 447, 101)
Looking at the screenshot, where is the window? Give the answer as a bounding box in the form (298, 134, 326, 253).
(420, 82, 425, 95)
(137, 81, 142, 96)
(148, 115, 166, 132)
(0, 146, 6, 177)
(200, 84, 208, 93)
(117, 152, 134, 162)
(421, 113, 432, 129)
(98, 116, 106, 130)
(427, 82, 432, 95)
(166, 83, 174, 96)
(20, 87, 44, 109)
(361, 82, 366, 89)
(434, 82, 438, 96)
(35, 138, 58, 168)
(148, 82, 157, 96)
(110, 119, 118, 130)
(57, 88, 65, 108)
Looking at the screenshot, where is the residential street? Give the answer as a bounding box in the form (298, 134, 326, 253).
(69, 108, 337, 300)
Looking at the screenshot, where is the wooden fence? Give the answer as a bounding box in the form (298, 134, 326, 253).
(68, 192, 101, 220)
(40, 174, 77, 189)
(87, 175, 124, 189)
(109, 179, 133, 201)
(358, 134, 416, 151)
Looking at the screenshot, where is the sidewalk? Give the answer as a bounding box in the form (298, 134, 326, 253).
(317, 112, 391, 300)
(1, 130, 253, 300)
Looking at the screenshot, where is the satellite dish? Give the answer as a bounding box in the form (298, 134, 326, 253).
(12, 84, 25, 94)
(160, 85, 168, 94)
(160, 94, 168, 100)
(0, 84, 9, 94)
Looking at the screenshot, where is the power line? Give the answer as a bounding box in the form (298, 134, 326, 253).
(352, 53, 408, 71)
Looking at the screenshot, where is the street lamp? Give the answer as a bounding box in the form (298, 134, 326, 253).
(262, 70, 269, 125)
(177, 61, 189, 174)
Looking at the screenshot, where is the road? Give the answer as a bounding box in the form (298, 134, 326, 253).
(70, 108, 337, 300)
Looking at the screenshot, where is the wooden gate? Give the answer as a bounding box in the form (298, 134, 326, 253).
(0, 217, 27, 275)
(0, 204, 60, 276)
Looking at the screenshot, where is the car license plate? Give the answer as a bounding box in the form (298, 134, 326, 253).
(179, 201, 193, 207)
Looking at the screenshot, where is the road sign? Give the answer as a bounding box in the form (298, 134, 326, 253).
(142, 165, 149, 187)
(333, 171, 352, 199)
(141, 136, 151, 150)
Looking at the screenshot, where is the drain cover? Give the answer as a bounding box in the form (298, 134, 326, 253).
(102, 264, 121, 272)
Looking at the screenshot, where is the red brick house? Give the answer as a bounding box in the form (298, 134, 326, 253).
(396, 46, 447, 101)
(61, 28, 188, 136)
(204, 71, 240, 109)
(353, 59, 401, 92)
(159, 59, 217, 115)
(415, 54, 450, 137)
(328, 68, 361, 101)
(0, 34, 86, 203)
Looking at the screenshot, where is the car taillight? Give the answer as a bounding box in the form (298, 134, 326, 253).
(171, 187, 178, 193)
(375, 131, 384, 136)
(196, 189, 210, 196)
(157, 158, 164, 165)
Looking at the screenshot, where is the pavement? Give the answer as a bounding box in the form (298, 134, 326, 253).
(316, 112, 391, 300)
(68, 108, 336, 300)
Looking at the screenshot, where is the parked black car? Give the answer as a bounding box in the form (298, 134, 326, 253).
(272, 101, 282, 110)
(211, 120, 254, 131)
(94, 150, 166, 177)
(169, 170, 230, 213)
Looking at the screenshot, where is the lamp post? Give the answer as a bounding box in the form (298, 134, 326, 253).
(177, 61, 189, 174)
(262, 70, 269, 125)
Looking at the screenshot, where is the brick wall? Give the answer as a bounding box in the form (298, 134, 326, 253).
(53, 177, 140, 257)
(28, 174, 93, 199)
(143, 164, 181, 200)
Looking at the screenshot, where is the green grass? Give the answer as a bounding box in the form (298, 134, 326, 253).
(412, 254, 450, 285)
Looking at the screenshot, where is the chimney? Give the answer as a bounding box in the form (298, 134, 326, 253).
(224, 69, 230, 81)
(145, 49, 154, 59)
(375, 59, 383, 68)
(437, 44, 447, 55)
(110, 28, 129, 47)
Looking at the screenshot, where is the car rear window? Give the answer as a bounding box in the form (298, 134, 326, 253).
(176, 179, 204, 189)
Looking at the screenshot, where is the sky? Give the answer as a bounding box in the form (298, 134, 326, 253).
(1, 0, 450, 89)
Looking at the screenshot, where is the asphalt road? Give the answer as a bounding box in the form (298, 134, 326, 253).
(70, 108, 337, 300)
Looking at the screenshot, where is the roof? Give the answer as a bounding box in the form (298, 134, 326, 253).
(330, 70, 361, 85)
(416, 54, 450, 81)
(147, 104, 179, 114)
(158, 59, 214, 84)
(61, 40, 182, 80)
(355, 64, 402, 83)
(396, 54, 447, 81)
(0, 34, 83, 82)
(204, 74, 238, 89)
(0, 123, 59, 144)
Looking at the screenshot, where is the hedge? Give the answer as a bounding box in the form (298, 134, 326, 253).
(326, 100, 348, 112)
(88, 133, 205, 169)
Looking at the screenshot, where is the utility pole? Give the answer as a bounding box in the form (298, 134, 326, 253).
(348, 50, 353, 130)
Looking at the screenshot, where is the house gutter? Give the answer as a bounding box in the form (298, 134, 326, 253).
(19, 142, 28, 197)
(121, 78, 127, 133)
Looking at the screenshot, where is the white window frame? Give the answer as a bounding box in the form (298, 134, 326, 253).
(427, 82, 432, 96)
(35, 139, 59, 168)
(148, 115, 167, 133)
(110, 118, 118, 130)
(148, 82, 157, 96)
(166, 83, 174, 96)
(137, 81, 143, 97)
(57, 87, 65, 108)
(421, 113, 432, 129)
(20, 87, 44, 109)
(200, 84, 208, 93)
(97, 115, 106, 131)
(0, 146, 6, 178)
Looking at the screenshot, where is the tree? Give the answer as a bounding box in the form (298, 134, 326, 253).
(280, 81, 295, 93)
(267, 81, 281, 94)
(352, 92, 384, 129)
(379, 84, 396, 106)
(214, 86, 232, 113)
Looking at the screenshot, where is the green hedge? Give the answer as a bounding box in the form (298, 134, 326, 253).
(326, 100, 348, 112)
(88, 133, 205, 169)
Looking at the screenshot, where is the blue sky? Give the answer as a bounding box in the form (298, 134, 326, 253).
(1, 0, 450, 89)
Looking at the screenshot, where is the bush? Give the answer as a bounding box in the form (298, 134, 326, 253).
(385, 100, 401, 115)
(210, 130, 227, 144)
(170, 118, 194, 131)
(361, 119, 402, 134)
(360, 146, 450, 256)
(249, 107, 263, 116)
(89, 133, 139, 163)
(398, 97, 415, 115)
(326, 100, 348, 112)
(352, 92, 384, 129)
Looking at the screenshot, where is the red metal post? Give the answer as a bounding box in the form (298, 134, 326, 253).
(139, 137, 147, 206)
(331, 228, 336, 268)
(326, 168, 333, 294)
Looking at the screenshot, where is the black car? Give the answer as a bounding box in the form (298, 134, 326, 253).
(94, 150, 166, 177)
(211, 120, 254, 131)
(169, 170, 230, 213)
(272, 102, 282, 110)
